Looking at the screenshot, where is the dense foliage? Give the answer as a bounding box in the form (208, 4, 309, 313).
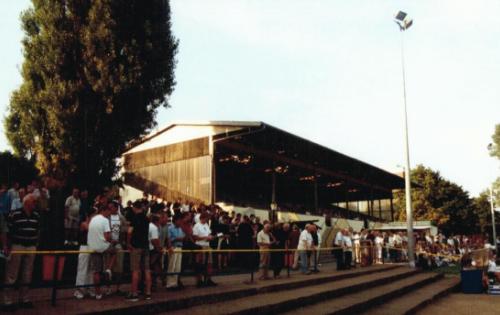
(4, 0, 178, 191)
(394, 165, 477, 235)
(0, 151, 39, 186)
(489, 124, 500, 160)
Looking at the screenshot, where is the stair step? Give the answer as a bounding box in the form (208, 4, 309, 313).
(166, 267, 419, 315)
(365, 276, 460, 315)
(80, 265, 400, 315)
(284, 272, 444, 315)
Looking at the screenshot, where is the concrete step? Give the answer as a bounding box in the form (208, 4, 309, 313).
(166, 267, 420, 315)
(284, 272, 445, 315)
(365, 276, 460, 315)
(76, 264, 401, 315)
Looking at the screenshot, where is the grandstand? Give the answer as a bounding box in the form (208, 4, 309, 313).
(121, 121, 405, 222)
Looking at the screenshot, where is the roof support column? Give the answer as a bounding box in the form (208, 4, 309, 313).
(270, 162, 277, 223)
(345, 189, 349, 213)
(378, 199, 382, 220)
(390, 196, 394, 222)
(209, 137, 216, 205)
(314, 174, 319, 214)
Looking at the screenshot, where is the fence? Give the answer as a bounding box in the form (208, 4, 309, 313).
(0, 245, 477, 307)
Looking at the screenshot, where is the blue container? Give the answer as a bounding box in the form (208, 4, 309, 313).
(461, 269, 483, 294)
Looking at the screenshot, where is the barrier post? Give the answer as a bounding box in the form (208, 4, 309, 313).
(204, 251, 209, 283)
(286, 248, 290, 278)
(313, 249, 318, 273)
(51, 254, 59, 307)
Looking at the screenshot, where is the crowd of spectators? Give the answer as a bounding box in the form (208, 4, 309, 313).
(0, 184, 326, 310)
(1, 181, 499, 311)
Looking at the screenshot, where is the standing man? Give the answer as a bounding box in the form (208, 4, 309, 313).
(193, 212, 216, 287)
(343, 229, 353, 269)
(289, 224, 300, 270)
(7, 183, 19, 211)
(3, 194, 39, 311)
(394, 232, 403, 262)
(297, 224, 314, 275)
(126, 201, 152, 302)
(166, 213, 185, 290)
(0, 184, 11, 218)
(10, 188, 25, 212)
(149, 215, 162, 289)
(333, 228, 345, 270)
(107, 200, 127, 295)
(65, 188, 81, 246)
(87, 204, 113, 300)
(353, 230, 361, 265)
(74, 209, 96, 299)
(157, 212, 170, 287)
(257, 223, 273, 280)
(310, 225, 320, 272)
(0, 209, 8, 255)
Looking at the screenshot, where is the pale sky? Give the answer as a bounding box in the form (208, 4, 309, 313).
(1, 0, 499, 197)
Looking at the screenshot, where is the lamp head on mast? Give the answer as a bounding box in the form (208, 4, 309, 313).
(394, 11, 413, 31)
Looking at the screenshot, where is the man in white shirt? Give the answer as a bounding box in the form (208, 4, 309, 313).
(180, 200, 190, 213)
(257, 223, 273, 280)
(193, 213, 215, 287)
(10, 188, 25, 212)
(374, 232, 384, 264)
(87, 205, 112, 299)
(65, 188, 81, 246)
(7, 182, 19, 209)
(487, 253, 500, 283)
(334, 229, 345, 270)
(352, 231, 361, 265)
(194, 211, 201, 224)
(298, 224, 314, 275)
(343, 229, 353, 269)
(393, 232, 403, 262)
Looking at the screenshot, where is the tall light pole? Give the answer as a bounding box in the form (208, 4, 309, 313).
(488, 143, 498, 249)
(490, 186, 497, 249)
(394, 11, 415, 268)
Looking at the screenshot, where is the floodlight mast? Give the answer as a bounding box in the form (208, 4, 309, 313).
(394, 10, 416, 268)
(490, 186, 497, 249)
(488, 142, 498, 249)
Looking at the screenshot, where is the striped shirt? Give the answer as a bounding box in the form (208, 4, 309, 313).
(7, 208, 40, 246)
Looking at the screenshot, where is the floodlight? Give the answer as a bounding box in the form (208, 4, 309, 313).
(395, 11, 407, 22)
(394, 11, 413, 31)
(404, 19, 413, 29)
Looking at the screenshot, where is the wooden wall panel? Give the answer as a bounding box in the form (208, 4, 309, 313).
(124, 155, 212, 204)
(124, 137, 209, 171)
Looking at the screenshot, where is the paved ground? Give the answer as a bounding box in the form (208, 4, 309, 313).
(417, 293, 500, 315)
(9, 263, 477, 315)
(14, 262, 354, 314)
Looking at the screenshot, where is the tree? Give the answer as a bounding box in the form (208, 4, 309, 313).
(472, 190, 498, 234)
(4, 0, 178, 192)
(0, 151, 39, 186)
(394, 165, 478, 235)
(489, 124, 500, 160)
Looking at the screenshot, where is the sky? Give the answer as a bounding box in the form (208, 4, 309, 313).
(0, 0, 499, 197)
